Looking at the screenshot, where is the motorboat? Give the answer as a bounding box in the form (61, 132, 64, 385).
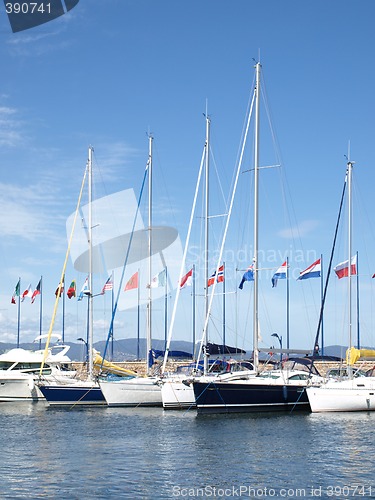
(0, 334, 76, 402)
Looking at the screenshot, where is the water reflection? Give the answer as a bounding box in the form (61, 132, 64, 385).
(0, 404, 373, 498)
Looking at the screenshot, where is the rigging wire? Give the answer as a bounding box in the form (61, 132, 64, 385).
(100, 163, 149, 367)
(311, 171, 347, 364)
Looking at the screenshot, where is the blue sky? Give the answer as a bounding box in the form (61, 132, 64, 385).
(1, 1, 375, 358)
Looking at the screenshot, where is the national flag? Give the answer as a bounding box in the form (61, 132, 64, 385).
(31, 279, 41, 304)
(180, 268, 193, 289)
(149, 269, 166, 288)
(11, 279, 20, 304)
(67, 280, 76, 299)
(55, 282, 64, 297)
(208, 265, 224, 287)
(334, 255, 357, 279)
(77, 277, 90, 301)
(124, 272, 139, 291)
(297, 258, 321, 281)
(239, 264, 254, 290)
(217, 264, 224, 283)
(101, 275, 113, 294)
(272, 261, 287, 288)
(21, 284, 32, 302)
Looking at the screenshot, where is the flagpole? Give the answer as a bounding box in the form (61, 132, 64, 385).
(17, 277, 21, 348)
(111, 272, 114, 361)
(164, 267, 168, 351)
(222, 262, 226, 354)
(86, 292, 90, 365)
(356, 250, 360, 349)
(286, 256, 290, 351)
(137, 269, 140, 361)
(39, 276, 43, 349)
(320, 254, 324, 355)
(62, 277, 65, 343)
(192, 264, 196, 358)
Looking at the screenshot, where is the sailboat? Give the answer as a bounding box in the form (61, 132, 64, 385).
(98, 135, 162, 407)
(37, 147, 106, 406)
(160, 114, 255, 410)
(306, 160, 375, 412)
(191, 62, 324, 414)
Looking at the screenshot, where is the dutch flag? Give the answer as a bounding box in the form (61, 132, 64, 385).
(272, 261, 287, 288)
(297, 258, 321, 281)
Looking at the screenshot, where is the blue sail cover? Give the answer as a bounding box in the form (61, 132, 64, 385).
(149, 349, 192, 367)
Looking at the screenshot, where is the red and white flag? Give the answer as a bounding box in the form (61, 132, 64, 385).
(180, 268, 193, 289)
(334, 255, 357, 279)
(21, 284, 32, 302)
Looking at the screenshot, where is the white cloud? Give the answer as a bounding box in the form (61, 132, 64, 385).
(0, 106, 23, 147)
(278, 220, 320, 239)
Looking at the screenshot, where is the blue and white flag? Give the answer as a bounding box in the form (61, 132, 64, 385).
(272, 261, 287, 288)
(297, 258, 321, 280)
(239, 264, 254, 290)
(78, 277, 90, 301)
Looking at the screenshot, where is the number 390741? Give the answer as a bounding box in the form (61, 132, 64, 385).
(5, 3, 51, 14)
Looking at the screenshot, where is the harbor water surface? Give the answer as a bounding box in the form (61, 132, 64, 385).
(1, 403, 374, 499)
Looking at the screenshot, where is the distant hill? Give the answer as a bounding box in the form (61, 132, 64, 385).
(0, 340, 368, 362)
(0, 338, 196, 362)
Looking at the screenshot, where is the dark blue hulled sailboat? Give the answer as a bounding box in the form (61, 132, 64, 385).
(38, 147, 105, 407)
(192, 62, 324, 414)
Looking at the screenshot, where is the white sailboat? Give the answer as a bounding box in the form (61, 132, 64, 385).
(306, 160, 375, 412)
(99, 135, 162, 407)
(38, 147, 106, 406)
(160, 113, 255, 409)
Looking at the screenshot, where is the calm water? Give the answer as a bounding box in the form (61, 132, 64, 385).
(0, 403, 374, 499)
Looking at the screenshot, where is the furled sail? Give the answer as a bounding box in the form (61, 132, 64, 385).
(346, 347, 375, 365)
(93, 351, 139, 377)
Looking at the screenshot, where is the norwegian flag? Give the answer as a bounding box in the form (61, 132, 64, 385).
(208, 265, 224, 287)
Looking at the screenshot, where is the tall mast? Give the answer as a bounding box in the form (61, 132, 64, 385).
(88, 146, 94, 380)
(252, 62, 261, 371)
(146, 134, 153, 375)
(203, 112, 210, 374)
(347, 160, 353, 349)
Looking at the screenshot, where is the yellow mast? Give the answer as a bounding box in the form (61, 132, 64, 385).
(39, 160, 88, 376)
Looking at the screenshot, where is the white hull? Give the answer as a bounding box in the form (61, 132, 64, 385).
(0, 372, 43, 402)
(161, 380, 195, 409)
(0, 370, 77, 402)
(306, 377, 375, 412)
(99, 377, 162, 407)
